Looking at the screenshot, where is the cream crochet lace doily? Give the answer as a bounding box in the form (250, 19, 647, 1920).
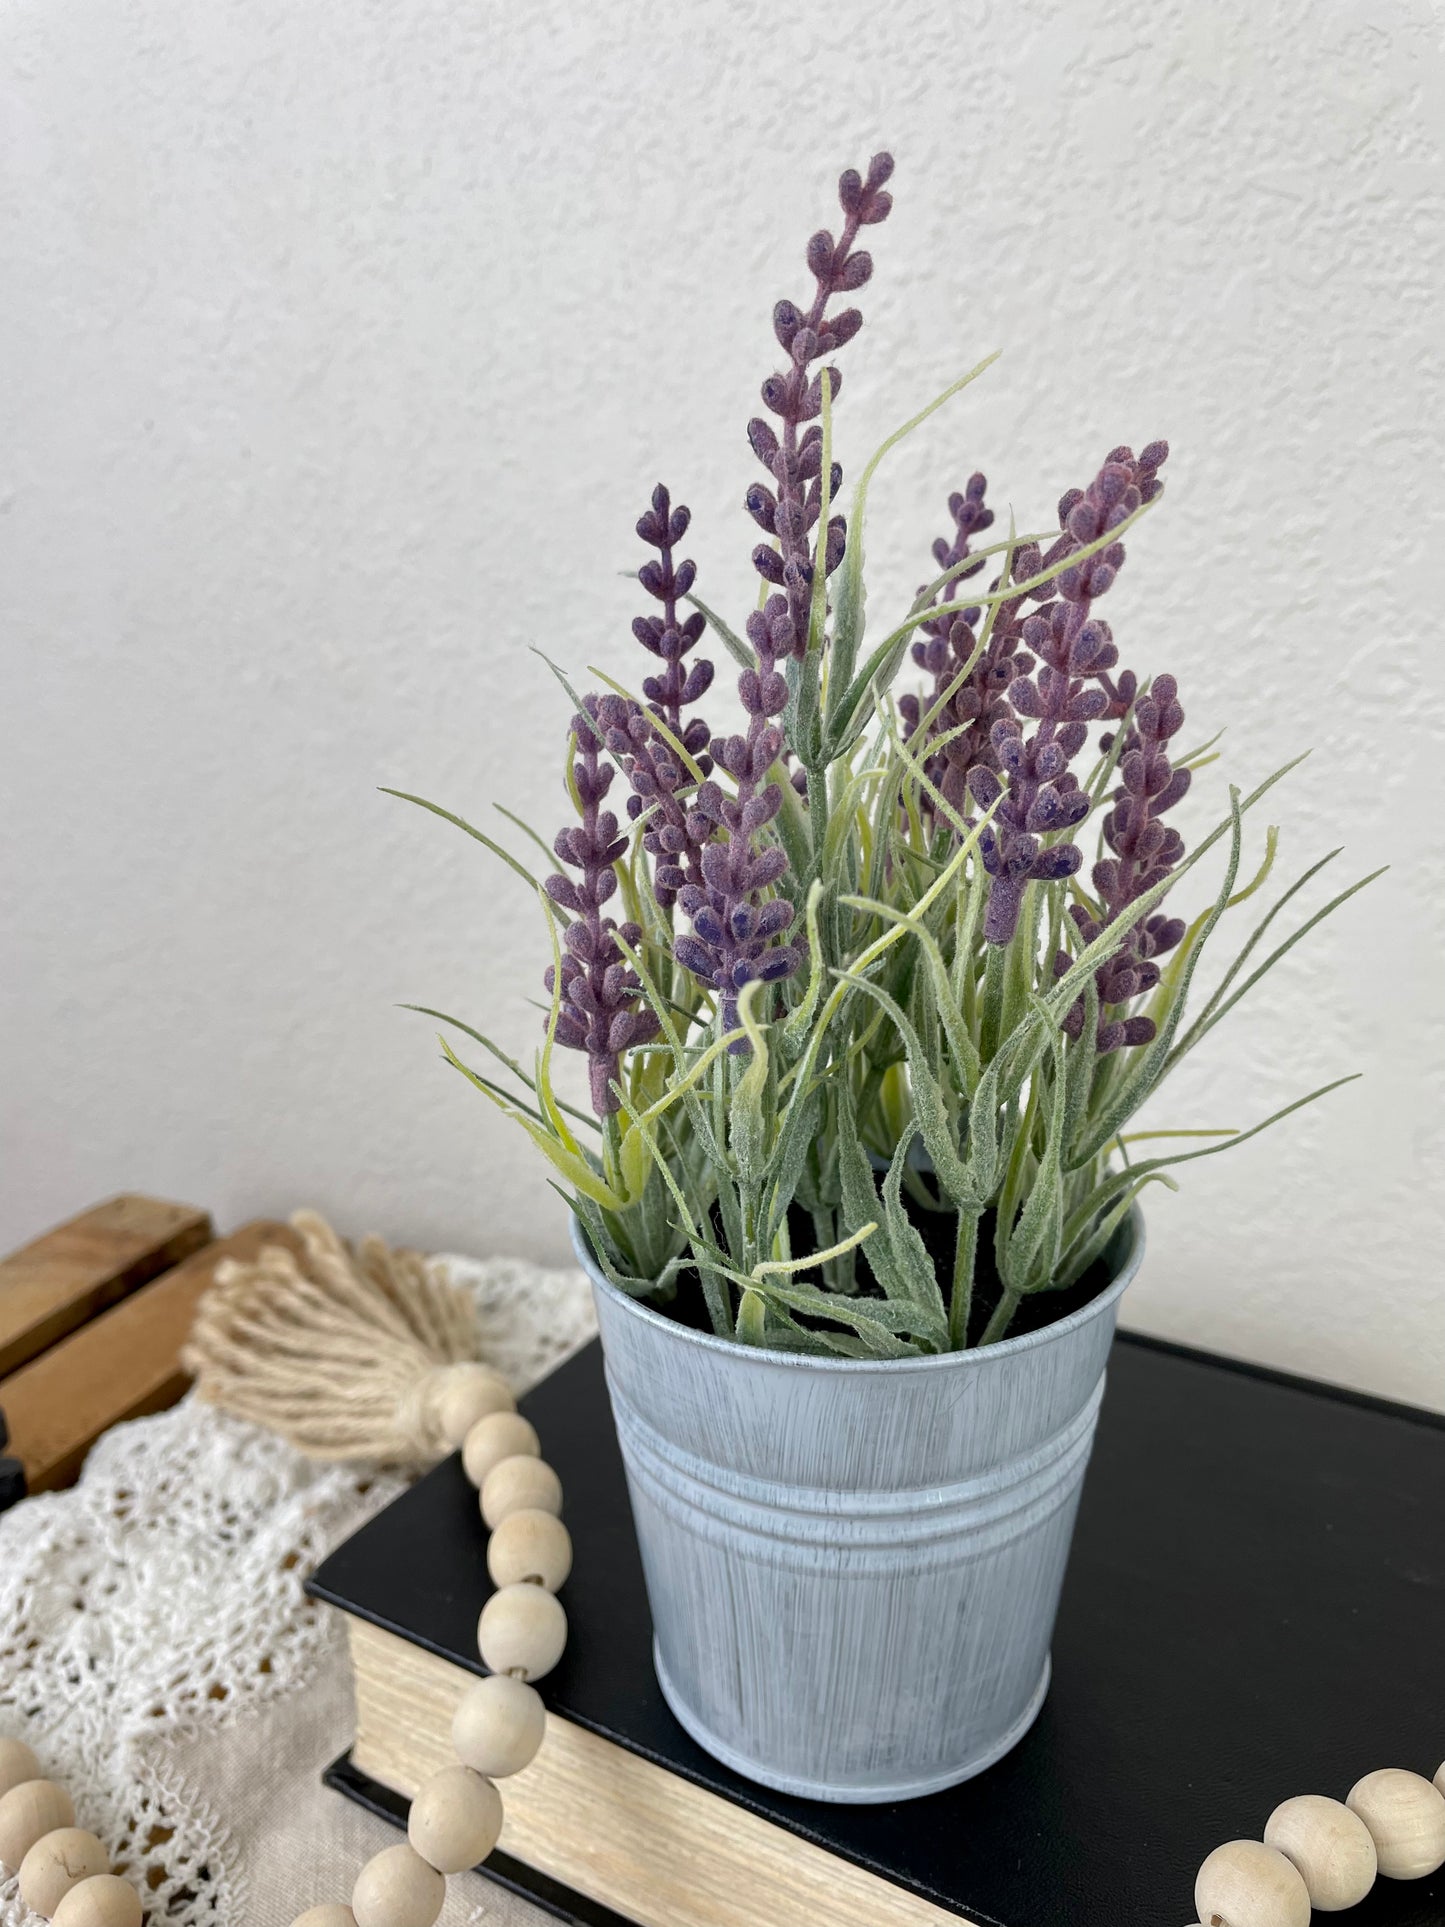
(0, 1253, 597, 1927)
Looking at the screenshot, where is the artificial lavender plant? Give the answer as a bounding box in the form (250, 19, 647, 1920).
(398, 153, 1375, 1354)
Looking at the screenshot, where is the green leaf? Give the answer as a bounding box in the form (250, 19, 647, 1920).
(1167, 862, 1385, 1069)
(751, 1219, 879, 1280)
(729, 982, 771, 1187)
(685, 592, 755, 672)
(838, 892, 980, 1096)
(736, 1288, 768, 1345)
(879, 1130, 949, 1335)
(832, 970, 976, 1207)
(439, 1037, 628, 1210)
(380, 788, 568, 925)
(763, 1085, 821, 1248)
(1061, 1074, 1360, 1253)
(781, 878, 829, 1054)
(835, 1078, 885, 1249)
(493, 802, 564, 873)
(767, 757, 815, 889)
(398, 1004, 601, 1132)
(1055, 1172, 1178, 1289)
(1043, 758, 1310, 1036)
(742, 1274, 921, 1357)
(999, 1002, 1069, 1297)
(1069, 788, 1245, 1168)
(827, 352, 1001, 712)
(608, 929, 725, 1166)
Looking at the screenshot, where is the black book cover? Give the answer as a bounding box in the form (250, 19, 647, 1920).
(309, 1332, 1445, 1927)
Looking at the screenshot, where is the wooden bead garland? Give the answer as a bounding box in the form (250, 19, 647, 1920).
(0, 1769, 144, 1926)
(433, 1362, 515, 1450)
(460, 1409, 539, 1489)
(19, 1827, 110, 1915)
(282, 1368, 578, 1923)
(1345, 1767, 1445, 1880)
(51, 1875, 144, 1927)
(486, 1507, 572, 1592)
(406, 1764, 503, 1873)
(0, 1361, 560, 1927)
(0, 1777, 76, 1868)
(450, 1674, 546, 1780)
(350, 1842, 445, 1927)
(1194, 1755, 1445, 1926)
(476, 1582, 568, 1680)
(1263, 1794, 1377, 1910)
(1195, 1839, 1311, 1927)
(0, 1736, 41, 1799)
(479, 1453, 563, 1529)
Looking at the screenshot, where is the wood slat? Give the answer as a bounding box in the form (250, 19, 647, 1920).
(0, 1218, 297, 1491)
(0, 1193, 213, 1376)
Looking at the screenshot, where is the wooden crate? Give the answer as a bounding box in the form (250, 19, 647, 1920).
(0, 1196, 297, 1505)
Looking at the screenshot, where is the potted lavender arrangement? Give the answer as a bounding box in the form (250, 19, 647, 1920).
(395, 153, 1373, 1801)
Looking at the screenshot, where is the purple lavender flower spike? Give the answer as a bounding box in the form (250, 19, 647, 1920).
(899, 476, 1043, 817)
(666, 164, 896, 1040)
(543, 697, 660, 1114)
(604, 486, 717, 912)
(968, 442, 1169, 946)
(746, 154, 895, 658)
(1059, 666, 1189, 1052)
(671, 593, 805, 1038)
(631, 484, 714, 740)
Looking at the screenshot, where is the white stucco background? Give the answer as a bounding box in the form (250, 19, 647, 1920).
(3, 1, 1442, 1407)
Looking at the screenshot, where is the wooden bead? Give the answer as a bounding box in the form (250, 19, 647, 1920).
(434, 1363, 514, 1448)
(19, 1826, 110, 1915)
(351, 1843, 445, 1927)
(462, 1412, 538, 1490)
(1264, 1794, 1377, 1910)
(0, 1778, 76, 1870)
(407, 1763, 503, 1873)
(480, 1455, 562, 1529)
(476, 1583, 568, 1681)
(0, 1738, 41, 1800)
(1346, 1767, 1445, 1879)
(51, 1874, 144, 1927)
(451, 1675, 546, 1779)
(290, 1909, 357, 1927)
(1195, 1839, 1310, 1927)
(487, 1508, 572, 1592)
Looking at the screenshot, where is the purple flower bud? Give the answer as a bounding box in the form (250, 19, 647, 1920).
(806, 230, 835, 280)
(1029, 844, 1082, 882)
(747, 417, 779, 465)
(681, 659, 714, 704)
(828, 307, 863, 346)
(756, 946, 799, 981)
(745, 483, 778, 532)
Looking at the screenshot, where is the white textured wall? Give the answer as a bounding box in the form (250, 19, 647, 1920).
(3, 2, 1442, 1408)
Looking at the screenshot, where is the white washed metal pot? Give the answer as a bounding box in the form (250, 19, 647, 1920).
(572, 1207, 1144, 1803)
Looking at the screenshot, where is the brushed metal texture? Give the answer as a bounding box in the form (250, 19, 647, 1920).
(573, 1207, 1145, 1802)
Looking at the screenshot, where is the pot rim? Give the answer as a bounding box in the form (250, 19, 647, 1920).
(571, 1202, 1145, 1377)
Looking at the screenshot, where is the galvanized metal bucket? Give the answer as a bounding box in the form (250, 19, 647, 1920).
(572, 1208, 1144, 1803)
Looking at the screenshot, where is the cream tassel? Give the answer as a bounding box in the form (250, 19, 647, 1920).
(183, 1210, 512, 1464)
